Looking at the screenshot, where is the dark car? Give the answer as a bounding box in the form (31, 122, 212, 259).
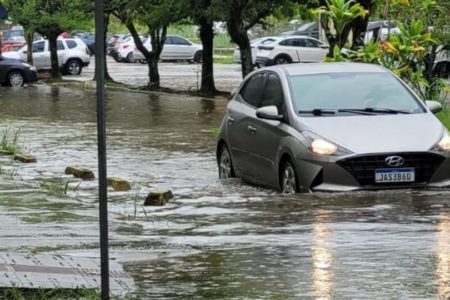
(0, 56, 37, 86)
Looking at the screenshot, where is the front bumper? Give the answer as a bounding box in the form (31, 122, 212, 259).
(25, 70, 38, 83)
(296, 151, 450, 192)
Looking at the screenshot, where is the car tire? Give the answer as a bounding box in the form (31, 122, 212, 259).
(127, 52, 136, 63)
(113, 55, 122, 62)
(279, 160, 299, 194)
(274, 54, 292, 65)
(7, 71, 25, 87)
(65, 59, 83, 75)
(194, 51, 203, 63)
(139, 59, 147, 64)
(218, 145, 235, 179)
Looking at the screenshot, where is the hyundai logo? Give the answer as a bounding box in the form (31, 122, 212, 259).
(385, 156, 405, 167)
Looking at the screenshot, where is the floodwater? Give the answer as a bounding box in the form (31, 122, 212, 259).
(0, 84, 449, 299)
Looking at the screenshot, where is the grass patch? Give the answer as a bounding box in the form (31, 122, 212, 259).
(1, 127, 20, 155)
(437, 107, 450, 129)
(41, 178, 81, 196)
(21, 212, 87, 224)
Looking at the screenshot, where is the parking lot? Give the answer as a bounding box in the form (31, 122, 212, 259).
(69, 57, 243, 93)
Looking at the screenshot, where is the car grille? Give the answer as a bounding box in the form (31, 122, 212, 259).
(337, 152, 445, 186)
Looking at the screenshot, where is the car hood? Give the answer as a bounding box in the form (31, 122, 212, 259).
(1, 51, 21, 61)
(298, 113, 444, 154)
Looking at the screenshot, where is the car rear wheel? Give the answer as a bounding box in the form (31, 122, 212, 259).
(274, 55, 291, 65)
(7, 71, 24, 87)
(194, 51, 203, 63)
(218, 145, 235, 179)
(65, 59, 82, 75)
(280, 160, 298, 194)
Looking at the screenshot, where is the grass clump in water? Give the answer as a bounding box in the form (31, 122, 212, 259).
(0, 127, 21, 154)
(41, 178, 81, 196)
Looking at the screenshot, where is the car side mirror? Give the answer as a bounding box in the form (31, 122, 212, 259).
(426, 100, 442, 114)
(256, 105, 284, 121)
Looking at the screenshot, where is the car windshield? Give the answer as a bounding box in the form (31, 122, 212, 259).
(290, 72, 426, 116)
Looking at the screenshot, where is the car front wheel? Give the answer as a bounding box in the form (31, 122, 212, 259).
(7, 71, 25, 87)
(280, 160, 298, 194)
(218, 145, 235, 179)
(65, 59, 82, 75)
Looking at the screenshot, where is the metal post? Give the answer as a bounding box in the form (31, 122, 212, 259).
(94, 0, 110, 299)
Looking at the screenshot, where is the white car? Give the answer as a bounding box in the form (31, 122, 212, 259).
(256, 35, 329, 67)
(116, 36, 143, 63)
(3, 38, 91, 75)
(133, 35, 203, 63)
(233, 36, 279, 64)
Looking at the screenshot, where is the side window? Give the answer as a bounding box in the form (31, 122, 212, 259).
(305, 39, 321, 48)
(164, 36, 174, 45)
(293, 39, 307, 47)
(66, 40, 77, 49)
(57, 40, 65, 50)
(279, 39, 292, 46)
(172, 36, 191, 45)
(260, 73, 284, 113)
(239, 72, 266, 108)
(32, 41, 45, 53)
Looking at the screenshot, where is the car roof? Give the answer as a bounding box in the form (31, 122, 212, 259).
(265, 62, 387, 76)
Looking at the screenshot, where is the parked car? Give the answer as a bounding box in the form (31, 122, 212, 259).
(233, 36, 279, 64)
(0, 55, 37, 86)
(132, 35, 203, 63)
(434, 44, 450, 79)
(216, 62, 450, 193)
(116, 36, 143, 63)
(256, 35, 329, 66)
(2, 38, 91, 75)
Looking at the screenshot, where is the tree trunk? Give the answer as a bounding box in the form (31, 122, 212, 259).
(199, 18, 217, 95)
(25, 30, 33, 64)
(227, 20, 252, 78)
(48, 34, 60, 79)
(126, 21, 166, 90)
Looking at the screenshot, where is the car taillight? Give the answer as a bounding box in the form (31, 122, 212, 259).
(123, 45, 129, 49)
(258, 46, 274, 50)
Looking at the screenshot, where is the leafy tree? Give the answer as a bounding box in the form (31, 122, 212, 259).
(217, 0, 295, 77)
(5, 0, 90, 78)
(314, 0, 367, 52)
(112, 0, 187, 90)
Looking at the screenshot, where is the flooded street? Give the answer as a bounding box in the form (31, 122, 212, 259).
(0, 85, 449, 299)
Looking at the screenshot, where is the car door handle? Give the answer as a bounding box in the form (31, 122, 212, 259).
(247, 125, 256, 135)
(227, 116, 234, 125)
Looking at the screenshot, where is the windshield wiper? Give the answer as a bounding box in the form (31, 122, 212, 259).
(298, 109, 336, 116)
(339, 108, 412, 114)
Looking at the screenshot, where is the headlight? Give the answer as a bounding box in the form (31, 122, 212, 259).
(436, 130, 450, 152)
(29, 66, 37, 72)
(303, 131, 351, 156)
(311, 139, 337, 155)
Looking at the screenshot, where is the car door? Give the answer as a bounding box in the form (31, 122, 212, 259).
(170, 36, 194, 59)
(277, 39, 300, 62)
(31, 40, 47, 69)
(56, 40, 65, 67)
(302, 38, 328, 62)
(161, 36, 174, 59)
(227, 72, 267, 178)
(245, 72, 288, 186)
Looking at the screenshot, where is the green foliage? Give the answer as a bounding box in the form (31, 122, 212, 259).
(437, 108, 450, 130)
(314, 0, 367, 47)
(0, 288, 100, 299)
(1, 127, 20, 154)
(323, 45, 348, 62)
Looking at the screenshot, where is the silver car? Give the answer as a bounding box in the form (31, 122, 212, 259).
(216, 63, 450, 192)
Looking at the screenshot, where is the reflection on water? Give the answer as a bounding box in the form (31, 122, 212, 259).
(312, 211, 334, 299)
(436, 213, 450, 299)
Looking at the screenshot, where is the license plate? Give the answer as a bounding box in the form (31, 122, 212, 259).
(375, 168, 415, 183)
